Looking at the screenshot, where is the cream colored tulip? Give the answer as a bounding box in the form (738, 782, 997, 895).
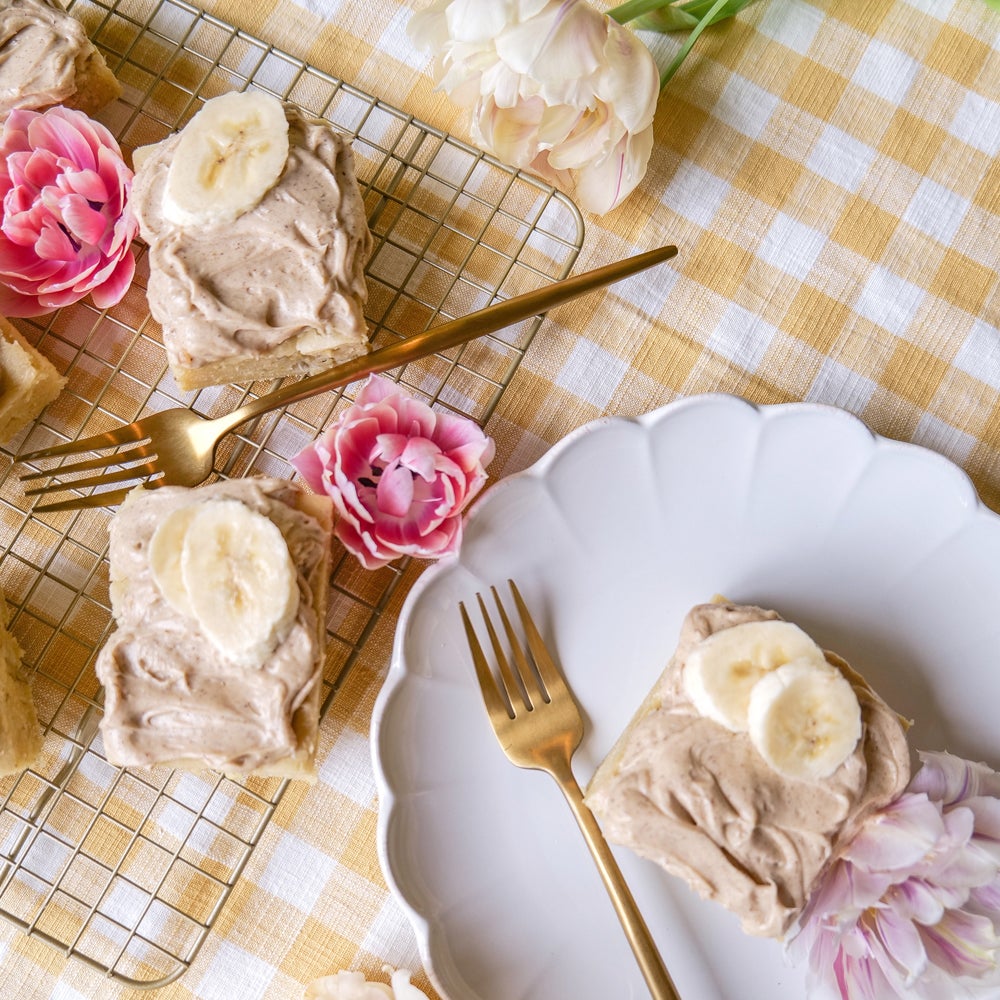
(410, 0, 659, 215)
(304, 968, 429, 999)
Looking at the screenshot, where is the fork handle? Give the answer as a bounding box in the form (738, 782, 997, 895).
(209, 245, 678, 436)
(553, 762, 681, 1000)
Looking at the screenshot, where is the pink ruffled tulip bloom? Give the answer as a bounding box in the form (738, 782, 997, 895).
(292, 376, 495, 570)
(0, 105, 137, 317)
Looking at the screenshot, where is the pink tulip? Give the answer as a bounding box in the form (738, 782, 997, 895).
(292, 376, 495, 570)
(789, 751, 1000, 999)
(0, 105, 137, 316)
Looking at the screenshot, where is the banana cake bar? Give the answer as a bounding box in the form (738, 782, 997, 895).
(0, 588, 42, 776)
(585, 600, 911, 939)
(95, 478, 332, 779)
(131, 90, 373, 391)
(0, 315, 65, 443)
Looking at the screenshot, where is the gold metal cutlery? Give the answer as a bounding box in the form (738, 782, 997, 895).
(460, 580, 681, 1000)
(18, 245, 677, 513)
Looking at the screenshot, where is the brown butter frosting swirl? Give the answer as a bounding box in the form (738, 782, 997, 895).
(0, 0, 87, 114)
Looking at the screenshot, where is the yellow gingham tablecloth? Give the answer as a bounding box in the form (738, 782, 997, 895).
(1, 0, 999, 997)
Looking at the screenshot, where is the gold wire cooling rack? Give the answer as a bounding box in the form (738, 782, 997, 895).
(0, 0, 584, 987)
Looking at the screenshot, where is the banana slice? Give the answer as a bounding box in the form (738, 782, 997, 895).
(747, 659, 862, 780)
(148, 498, 300, 667)
(163, 90, 290, 227)
(682, 620, 826, 731)
(148, 504, 198, 618)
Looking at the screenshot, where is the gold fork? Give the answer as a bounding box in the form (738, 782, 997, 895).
(460, 581, 680, 1000)
(17, 246, 677, 513)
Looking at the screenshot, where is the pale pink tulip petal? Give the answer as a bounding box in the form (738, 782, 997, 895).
(845, 794, 944, 870)
(89, 252, 136, 309)
(598, 18, 659, 132)
(919, 909, 999, 978)
(399, 437, 440, 481)
(376, 463, 415, 518)
(495, 1, 605, 82)
(290, 445, 327, 493)
(63, 166, 109, 202)
(374, 432, 408, 464)
(875, 907, 929, 983)
(792, 751, 1000, 1000)
(61, 194, 111, 245)
(34, 220, 77, 260)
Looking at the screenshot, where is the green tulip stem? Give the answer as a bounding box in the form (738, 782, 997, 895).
(658, 0, 734, 89)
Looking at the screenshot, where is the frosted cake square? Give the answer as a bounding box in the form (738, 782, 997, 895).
(96, 478, 332, 780)
(132, 90, 372, 391)
(0, 316, 65, 443)
(0, 0, 121, 117)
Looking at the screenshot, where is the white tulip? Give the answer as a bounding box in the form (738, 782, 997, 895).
(305, 968, 430, 1000)
(409, 0, 660, 215)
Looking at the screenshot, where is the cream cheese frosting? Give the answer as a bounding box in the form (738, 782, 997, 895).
(131, 105, 372, 376)
(0, 0, 89, 114)
(585, 602, 911, 939)
(96, 479, 329, 775)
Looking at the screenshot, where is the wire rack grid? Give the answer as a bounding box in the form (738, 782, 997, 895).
(0, 0, 584, 988)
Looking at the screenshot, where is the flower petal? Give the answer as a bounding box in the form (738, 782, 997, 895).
(88, 251, 135, 309)
(411, 0, 657, 215)
(34, 221, 77, 260)
(845, 794, 945, 872)
(874, 907, 929, 984)
(61, 194, 111, 246)
(0, 105, 135, 314)
(291, 374, 494, 568)
(919, 909, 999, 978)
(376, 462, 415, 518)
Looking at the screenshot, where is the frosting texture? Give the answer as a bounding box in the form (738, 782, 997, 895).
(0, 0, 87, 114)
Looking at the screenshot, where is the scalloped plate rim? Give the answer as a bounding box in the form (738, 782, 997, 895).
(370, 392, 996, 999)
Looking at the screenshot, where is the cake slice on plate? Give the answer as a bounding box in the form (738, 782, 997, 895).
(586, 600, 911, 939)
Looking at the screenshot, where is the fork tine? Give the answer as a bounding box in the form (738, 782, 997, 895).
(16, 422, 148, 462)
(509, 580, 564, 694)
(478, 590, 532, 713)
(491, 584, 546, 708)
(19, 444, 154, 482)
(32, 487, 134, 514)
(22, 462, 158, 497)
(460, 600, 512, 721)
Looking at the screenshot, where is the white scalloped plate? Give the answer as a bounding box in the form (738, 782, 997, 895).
(371, 393, 1000, 1000)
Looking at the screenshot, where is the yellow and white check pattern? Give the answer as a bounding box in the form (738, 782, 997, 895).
(1, 0, 998, 997)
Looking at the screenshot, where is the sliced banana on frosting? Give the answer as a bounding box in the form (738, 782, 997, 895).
(683, 617, 863, 781)
(747, 659, 863, 781)
(163, 89, 290, 227)
(147, 504, 198, 618)
(149, 498, 300, 667)
(683, 620, 826, 731)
